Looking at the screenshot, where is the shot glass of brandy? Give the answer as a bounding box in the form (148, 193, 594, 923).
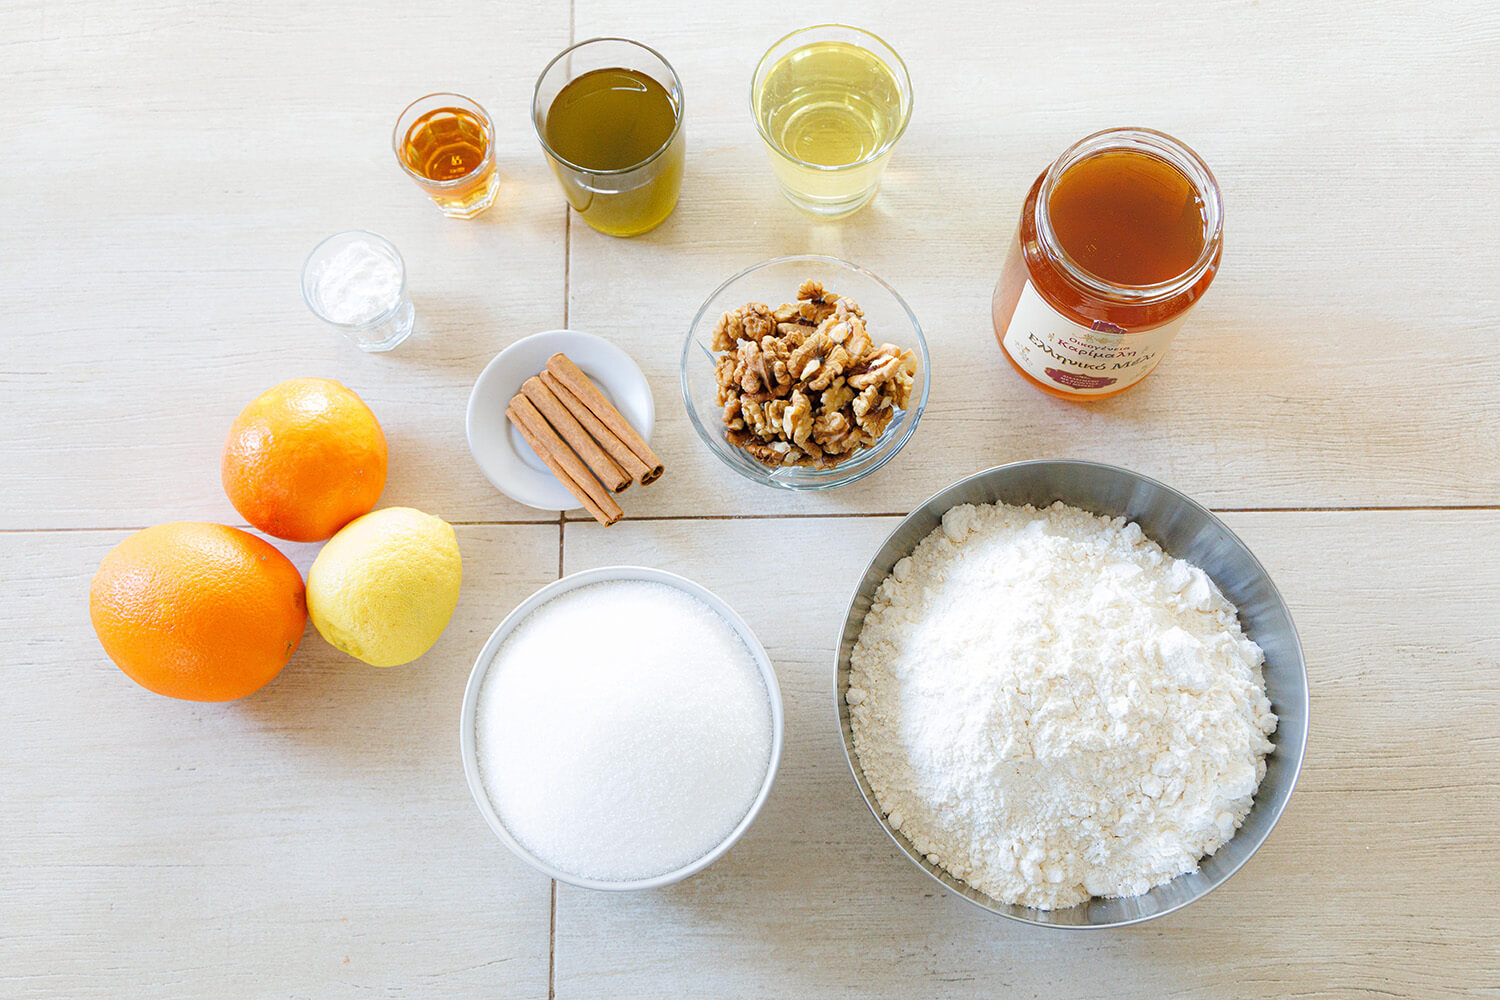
(393, 93, 501, 219)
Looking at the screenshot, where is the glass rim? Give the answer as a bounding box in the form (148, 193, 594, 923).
(392, 92, 497, 190)
(300, 230, 409, 329)
(531, 36, 685, 177)
(1034, 127, 1224, 303)
(749, 23, 914, 174)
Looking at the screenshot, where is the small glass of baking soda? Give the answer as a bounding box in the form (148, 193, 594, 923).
(301, 231, 416, 352)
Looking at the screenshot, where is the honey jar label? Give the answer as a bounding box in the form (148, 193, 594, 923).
(1001, 281, 1188, 395)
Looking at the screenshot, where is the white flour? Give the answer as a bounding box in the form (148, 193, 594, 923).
(848, 501, 1277, 909)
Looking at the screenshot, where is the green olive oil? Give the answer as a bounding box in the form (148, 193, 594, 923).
(542, 67, 684, 236)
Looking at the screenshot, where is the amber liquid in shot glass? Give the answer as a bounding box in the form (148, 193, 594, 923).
(394, 94, 501, 219)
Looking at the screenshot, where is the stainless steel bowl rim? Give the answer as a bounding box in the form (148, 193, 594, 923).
(835, 459, 1309, 928)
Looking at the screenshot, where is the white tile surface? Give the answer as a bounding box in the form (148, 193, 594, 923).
(0, 526, 560, 998)
(554, 513, 1500, 998)
(3, 0, 1499, 996)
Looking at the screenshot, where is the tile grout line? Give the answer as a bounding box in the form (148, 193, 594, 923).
(0, 520, 561, 535)
(551, 503, 1500, 523)
(6, 504, 1500, 535)
(560, 0, 572, 336)
(1209, 504, 1500, 513)
(551, 10, 571, 998)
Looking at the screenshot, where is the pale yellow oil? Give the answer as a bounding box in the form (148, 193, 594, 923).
(753, 40, 907, 214)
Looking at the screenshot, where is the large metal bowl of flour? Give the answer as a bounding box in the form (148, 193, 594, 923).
(835, 460, 1309, 928)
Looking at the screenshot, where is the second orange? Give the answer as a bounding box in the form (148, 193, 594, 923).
(222, 377, 388, 542)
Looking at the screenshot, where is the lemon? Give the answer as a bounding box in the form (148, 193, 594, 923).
(307, 507, 462, 667)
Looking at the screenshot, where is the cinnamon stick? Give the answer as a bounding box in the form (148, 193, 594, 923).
(539, 370, 653, 486)
(545, 353, 664, 485)
(520, 376, 630, 494)
(506, 398, 622, 526)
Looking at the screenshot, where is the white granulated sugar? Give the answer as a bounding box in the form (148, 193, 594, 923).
(310, 241, 402, 324)
(476, 580, 772, 882)
(848, 501, 1278, 910)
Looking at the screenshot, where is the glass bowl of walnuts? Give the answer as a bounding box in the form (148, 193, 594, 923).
(681, 255, 930, 491)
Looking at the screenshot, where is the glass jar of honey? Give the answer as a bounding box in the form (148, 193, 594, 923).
(992, 128, 1223, 399)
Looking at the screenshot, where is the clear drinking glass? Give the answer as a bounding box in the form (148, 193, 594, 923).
(751, 25, 913, 219)
(393, 93, 501, 219)
(301, 231, 416, 352)
(533, 38, 686, 237)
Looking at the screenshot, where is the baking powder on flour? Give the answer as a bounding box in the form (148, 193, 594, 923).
(848, 501, 1277, 909)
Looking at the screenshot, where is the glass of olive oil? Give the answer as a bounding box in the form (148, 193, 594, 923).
(752, 25, 913, 219)
(533, 38, 685, 238)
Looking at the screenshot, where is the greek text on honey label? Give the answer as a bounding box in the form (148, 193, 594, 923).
(1002, 280, 1187, 394)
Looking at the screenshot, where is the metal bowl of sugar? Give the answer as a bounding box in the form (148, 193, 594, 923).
(835, 460, 1309, 928)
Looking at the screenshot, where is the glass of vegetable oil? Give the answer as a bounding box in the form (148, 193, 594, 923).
(533, 38, 685, 238)
(752, 25, 912, 219)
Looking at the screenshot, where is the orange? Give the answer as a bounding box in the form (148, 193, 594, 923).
(89, 522, 307, 702)
(222, 378, 388, 542)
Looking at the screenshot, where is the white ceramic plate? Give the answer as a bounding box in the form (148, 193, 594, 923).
(466, 330, 655, 511)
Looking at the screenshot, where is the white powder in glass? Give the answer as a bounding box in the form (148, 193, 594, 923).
(849, 501, 1278, 910)
(475, 580, 773, 882)
(310, 240, 402, 324)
